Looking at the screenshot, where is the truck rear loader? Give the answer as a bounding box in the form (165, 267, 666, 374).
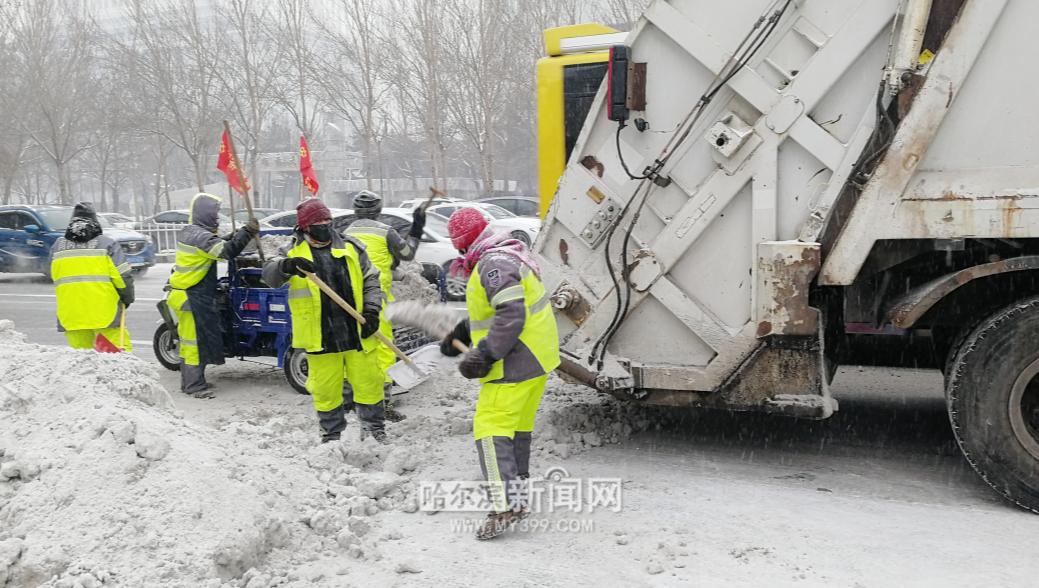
(536, 0, 1039, 511)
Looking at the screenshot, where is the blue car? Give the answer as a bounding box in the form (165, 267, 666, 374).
(0, 205, 156, 279)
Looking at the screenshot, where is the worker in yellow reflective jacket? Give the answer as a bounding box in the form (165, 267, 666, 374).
(343, 190, 425, 419)
(441, 207, 560, 540)
(262, 198, 386, 442)
(50, 202, 134, 350)
(167, 193, 258, 397)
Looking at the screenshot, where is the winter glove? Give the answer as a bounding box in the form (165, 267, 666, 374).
(409, 206, 427, 239)
(117, 288, 134, 309)
(440, 319, 471, 357)
(360, 308, 381, 339)
(458, 347, 494, 379)
(282, 257, 316, 277)
(243, 218, 260, 234)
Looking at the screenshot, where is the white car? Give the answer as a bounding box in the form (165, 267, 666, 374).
(398, 197, 464, 210)
(260, 208, 352, 230)
(425, 202, 540, 246)
(361, 209, 467, 301)
(98, 212, 135, 229)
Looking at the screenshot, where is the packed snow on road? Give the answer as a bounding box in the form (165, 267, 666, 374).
(1, 308, 1037, 586)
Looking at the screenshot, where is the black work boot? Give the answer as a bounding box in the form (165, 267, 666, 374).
(475, 509, 525, 540)
(317, 405, 347, 443)
(357, 401, 387, 443)
(383, 384, 406, 422)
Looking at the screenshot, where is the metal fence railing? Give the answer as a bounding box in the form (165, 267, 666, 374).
(134, 223, 183, 253)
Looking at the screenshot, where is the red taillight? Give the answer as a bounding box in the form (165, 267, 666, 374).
(242, 302, 260, 311)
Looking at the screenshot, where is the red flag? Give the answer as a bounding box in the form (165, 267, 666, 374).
(217, 129, 251, 195)
(299, 136, 319, 195)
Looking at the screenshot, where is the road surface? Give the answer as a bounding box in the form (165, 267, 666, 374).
(1, 264, 1037, 586)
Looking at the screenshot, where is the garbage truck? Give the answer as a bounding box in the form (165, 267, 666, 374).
(534, 0, 1039, 512)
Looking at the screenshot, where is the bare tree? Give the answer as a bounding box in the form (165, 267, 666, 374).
(117, 0, 225, 191)
(5, 0, 100, 204)
(602, 0, 650, 28)
(386, 0, 450, 190)
(217, 0, 287, 206)
(442, 0, 527, 195)
(275, 0, 323, 140)
(312, 0, 394, 191)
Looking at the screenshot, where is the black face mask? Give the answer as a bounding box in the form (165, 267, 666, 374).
(307, 224, 332, 243)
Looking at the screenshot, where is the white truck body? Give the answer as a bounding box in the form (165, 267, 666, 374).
(535, 0, 1039, 509)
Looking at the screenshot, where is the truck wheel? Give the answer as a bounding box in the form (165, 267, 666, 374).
(947, 296, 1039, 513)
(153, 323, 181, 371)
(283, 348, 309, 395)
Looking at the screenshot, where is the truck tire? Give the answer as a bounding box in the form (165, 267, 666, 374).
(283, 347, 309, 395)
(153, 323, 181, 372)
(947, 296, 1039, 513)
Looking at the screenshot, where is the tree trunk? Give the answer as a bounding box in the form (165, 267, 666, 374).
(99, 168, 108, 211)
(56, 159, 70, 204)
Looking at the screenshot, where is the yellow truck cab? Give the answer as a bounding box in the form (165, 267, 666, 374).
(535, 24, 625, 217)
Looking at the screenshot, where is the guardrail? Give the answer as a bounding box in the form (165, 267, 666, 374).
(133, 223, 183, 253)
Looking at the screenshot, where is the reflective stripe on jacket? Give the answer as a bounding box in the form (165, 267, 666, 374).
(345, 223, 395, 299)
(51, 235, 128, 331)
(467, 255, 560, 384)
(284, 239, 377, 353)
(169, 227, 225, 290)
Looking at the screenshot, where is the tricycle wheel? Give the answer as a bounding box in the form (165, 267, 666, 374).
(284, 348, 309, 395)
(153, 323, 180, 371)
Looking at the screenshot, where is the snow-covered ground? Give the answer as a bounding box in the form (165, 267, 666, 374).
(1, 268, 1038, 587)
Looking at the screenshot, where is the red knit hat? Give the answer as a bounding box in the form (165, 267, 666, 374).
(447, 207, 489, 251)
(296, 198, 332, 230)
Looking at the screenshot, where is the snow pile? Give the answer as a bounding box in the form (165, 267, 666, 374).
(392, 261, 440, 305)
(0, 313, 675, 585)
(409, 369, 678, 459)
(256, 234, 294, 259)
(0, 320, 311, 586)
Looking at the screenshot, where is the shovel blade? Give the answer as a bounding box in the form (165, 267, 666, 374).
(388, 343, 458, 390)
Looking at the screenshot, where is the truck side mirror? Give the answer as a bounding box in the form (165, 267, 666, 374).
(23, 224, 40, 234)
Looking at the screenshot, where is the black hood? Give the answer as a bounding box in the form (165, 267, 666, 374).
(65, 202, 102, 243)
(190, 193, 221, 230)
(71, 202, 98, 222)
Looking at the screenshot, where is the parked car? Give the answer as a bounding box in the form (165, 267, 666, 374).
(134, 209, 233, 230)
(477, 196, 540, 217)
(260, 209, 351, 233)
(335, 208, 464, 300)
(426, 202, 541, 246)
(0, 205, 156, 279)
(398, 197, 464, 210)
(99, 212, 136, 229)
(227, 208, 281, 224)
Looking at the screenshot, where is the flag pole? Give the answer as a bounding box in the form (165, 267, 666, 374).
(229, 182, 237, 232)
(222, 120, 264, 261)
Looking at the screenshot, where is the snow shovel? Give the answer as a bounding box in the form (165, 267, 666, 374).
(384, 300, 470, 390)
(385, 300, 467, 348)
(387, 342, 464, 390)
(302, 271, 428, 384)
(94, 304, 127, 353)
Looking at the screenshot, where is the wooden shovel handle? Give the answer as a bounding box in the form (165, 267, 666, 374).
(302, 271, 416, 367)
(451, 339, 470, 354)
